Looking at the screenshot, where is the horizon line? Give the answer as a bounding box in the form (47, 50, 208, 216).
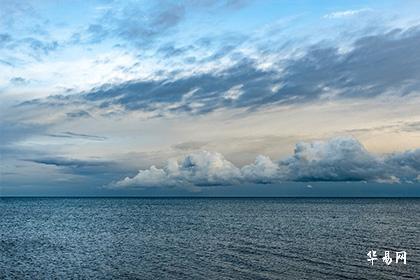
(1, 196, 420, 199)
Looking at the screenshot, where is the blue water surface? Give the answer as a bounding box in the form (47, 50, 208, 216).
(1, 198, 419, 279)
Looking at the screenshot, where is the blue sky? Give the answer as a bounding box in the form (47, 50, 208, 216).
(1, 0, 420, 196)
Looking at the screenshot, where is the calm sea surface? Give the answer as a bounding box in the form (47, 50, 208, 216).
(0, 198, 419, 279)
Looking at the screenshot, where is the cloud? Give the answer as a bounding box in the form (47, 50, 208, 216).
(241, 155, 284, 184)
(45, 131, 107, 141)
(172, 141, 208, 151)
(0, 58, 14, 67)
(400, 121, 420, 132)
(81, 59, 280, 115)
(77, 0, 249, 47)
(0, 1, 39, 29)
(66, 110, 92, 118)
(0, 33, 13, 46)
(26, 156, 117, 176)
(110, 150, 242, 189)
(9, 77, 29, 86)
(0, 121, 47, 145)
(281, 136, 383, 182)
(0, 33, 59, 58)
(385, 149, 420, 174)
(29, 157, 108, 167)
(110, 136, 420, 189)
(88, 2, 185, 47)
(324, 9, 371, 19)
(0, 2, 58, 63)
(24, 27, 420, 117)
(156, 43, 192, 58)
(22, 37, 59, 55)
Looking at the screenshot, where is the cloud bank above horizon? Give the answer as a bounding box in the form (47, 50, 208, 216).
(111, 137, 420, 190)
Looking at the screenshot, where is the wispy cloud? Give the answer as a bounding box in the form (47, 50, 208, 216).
(73, 0, 250, 48)
(66, 110, 92, 119)
(9, 76, 29, 86)
(323, 9, 371, 19)
(45, 131, 107, 141)
(25, 156, 118, 177)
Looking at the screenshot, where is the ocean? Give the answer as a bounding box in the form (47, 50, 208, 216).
(1, 198, 419, 279)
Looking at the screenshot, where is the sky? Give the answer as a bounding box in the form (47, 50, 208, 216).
(1, 0, 420, 196)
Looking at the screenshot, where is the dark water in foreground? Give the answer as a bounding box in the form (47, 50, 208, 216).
(0, 198, 419, 279)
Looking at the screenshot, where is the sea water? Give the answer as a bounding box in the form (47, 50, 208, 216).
(1, 198, 419, 279)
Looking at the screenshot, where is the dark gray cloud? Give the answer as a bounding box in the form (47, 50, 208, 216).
(16, 27, 420, 118)
(45, 131, 107, 141)
(282, 27, 420, 100)
(26, 156, 118, 177)
(83, 59, 281, 114)
(385, 149, 420, 175)
(280, 137, 384, 182)
(400, 121, 420, 132)
(9, 77, 29, 86)
(78, 27, 420, 115)
(66, 110, 92, 118)
(110, 136, 420, 189)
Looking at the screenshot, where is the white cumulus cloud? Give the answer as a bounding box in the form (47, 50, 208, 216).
(109, 136, 420, 189)
(111, 151, 241, 189)
(241, 155, 285, 183)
